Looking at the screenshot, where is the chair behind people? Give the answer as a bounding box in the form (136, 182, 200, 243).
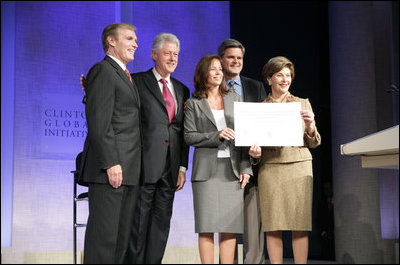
(71, 152, 88, 264)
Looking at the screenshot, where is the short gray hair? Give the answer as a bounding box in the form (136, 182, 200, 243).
(151, 33, 180, 53)
(217, 39, 245, 58)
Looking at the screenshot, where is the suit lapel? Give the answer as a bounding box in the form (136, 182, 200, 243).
(144, 70, 186, 121)
(223, 93, 235, 128)
(122, 71, 140, 106)
(131, 78, 140, 108)
(198, 98, 217, 128)
(240, 76, 247, 102)
(104, 56, 139, 104)
(143, 70, 168, 113)
(171, 78, 183, 116)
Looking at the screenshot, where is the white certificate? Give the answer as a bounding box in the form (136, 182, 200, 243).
(234, 102, 303, 146)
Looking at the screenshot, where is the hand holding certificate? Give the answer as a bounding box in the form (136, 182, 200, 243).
(234, 101, 303, 146)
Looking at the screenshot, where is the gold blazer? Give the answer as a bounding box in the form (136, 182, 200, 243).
(252, 93, 321, 165)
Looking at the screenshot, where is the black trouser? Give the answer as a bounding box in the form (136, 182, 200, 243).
(84, 183, 139, 264)
(127, 152, 175, 264)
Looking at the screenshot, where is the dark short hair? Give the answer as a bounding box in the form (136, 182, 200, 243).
(217, 39, 245, 58)
(193, 55, 228, 99)
(101, 23, 136, 53)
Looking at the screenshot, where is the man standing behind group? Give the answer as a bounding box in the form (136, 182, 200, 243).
(218, 39, 267, 264)
(81, 23, 141, 263)
(128, 33, 190, 264)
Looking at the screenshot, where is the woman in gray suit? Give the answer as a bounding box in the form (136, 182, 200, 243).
(184, 55, 253, 264)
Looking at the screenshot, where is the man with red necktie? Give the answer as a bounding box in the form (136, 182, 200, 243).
(80, 23, 142, 264)
(127, 33, 190, 264)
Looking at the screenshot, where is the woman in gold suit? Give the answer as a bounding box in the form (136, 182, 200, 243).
(249, 56, 321, 264)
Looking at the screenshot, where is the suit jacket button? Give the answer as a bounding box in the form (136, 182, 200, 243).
(165, 140, 168, 143)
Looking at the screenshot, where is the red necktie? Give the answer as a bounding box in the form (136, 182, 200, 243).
(125, 68, 133, 83)
(160, 78, 175, 123)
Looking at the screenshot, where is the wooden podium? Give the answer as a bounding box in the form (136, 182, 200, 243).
(340, 125, 399, 169)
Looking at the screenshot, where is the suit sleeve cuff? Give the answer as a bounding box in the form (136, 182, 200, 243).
(250, 156, 260, 165)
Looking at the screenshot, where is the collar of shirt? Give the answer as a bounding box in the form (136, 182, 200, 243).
(226, 76, 243, 98)
(151, 67, 178, 112)
(225, 76, 242, 86)
(226, 76, 242, 87)
(152, 67, 172, 88)
(107, 54, 126, 71)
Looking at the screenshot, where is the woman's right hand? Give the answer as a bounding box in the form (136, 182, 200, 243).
(249, 144, 261, 158)
(219, 127, 235, 141)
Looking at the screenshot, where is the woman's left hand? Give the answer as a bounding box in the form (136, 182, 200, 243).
(239, 173, 250, 189)
(300, 110, 315, 136)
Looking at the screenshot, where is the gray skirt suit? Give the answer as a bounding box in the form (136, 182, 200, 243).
(184, 92, 253, 233)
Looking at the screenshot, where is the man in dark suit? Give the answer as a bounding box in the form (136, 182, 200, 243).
(218, 39, 267, 264)
(81, 23, 141, 264)
(127, 33, 190, 264)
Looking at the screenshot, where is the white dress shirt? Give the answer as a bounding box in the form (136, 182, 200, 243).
(152, 68, 178, 114)
(107, 54, 127, 71)
(151, 68, 186, 173)
(212, 109, 231, 158)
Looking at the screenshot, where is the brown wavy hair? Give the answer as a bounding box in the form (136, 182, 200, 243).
(262, 56, 295, 82)
(193, 55, 228, 99)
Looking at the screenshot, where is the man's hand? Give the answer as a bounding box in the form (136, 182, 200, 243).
(175, 171, 186, 192)
(107, 164, 123, 188)
(80, 74, 87, 94)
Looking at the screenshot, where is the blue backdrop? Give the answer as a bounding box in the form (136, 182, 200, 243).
(1, 1, 229, 262)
